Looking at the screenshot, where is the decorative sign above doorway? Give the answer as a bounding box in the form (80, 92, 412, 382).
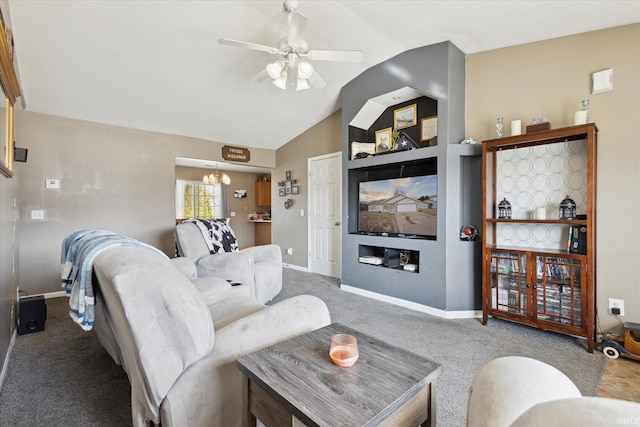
(222, 145, 250, 163)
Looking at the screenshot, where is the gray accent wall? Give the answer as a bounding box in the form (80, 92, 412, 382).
(341, 41, 482, 312)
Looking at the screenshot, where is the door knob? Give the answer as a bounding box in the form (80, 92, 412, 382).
(335, 221, 341, 226)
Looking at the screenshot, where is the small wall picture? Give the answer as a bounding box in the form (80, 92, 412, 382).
(279, 188, 286, 196)
(421, 116, 438, 141)
(285, 180, 292, 194)
(394, 104, 417, 130)
(285, 170, 292, 181)
(375, 127, 392, 153)
(292, 186, 299, 195)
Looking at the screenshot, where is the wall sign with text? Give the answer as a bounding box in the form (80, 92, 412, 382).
(222, 145, 250, 163)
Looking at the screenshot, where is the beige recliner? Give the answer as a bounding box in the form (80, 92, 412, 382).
(175, 219, 282, 303)
(467, 356, 640, 427)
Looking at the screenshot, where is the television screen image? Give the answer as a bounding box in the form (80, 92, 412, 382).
(358, 175, 437, 239)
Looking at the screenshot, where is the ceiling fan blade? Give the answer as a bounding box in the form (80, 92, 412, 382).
(306, 49, 363, 63)
(287, 11, 308, 48)
(218, 38, 281, 55)
(308, 70, 327, 89)
(251, 68, 268, 83)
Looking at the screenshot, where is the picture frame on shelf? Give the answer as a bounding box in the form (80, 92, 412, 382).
(375, 127, 392, 153)
(279, 188, 286, 197)
(292, 186, 299, 195)
(421, 116, 437, 141)
(285, 170, 291, 181)
(394, 104, 417, 130)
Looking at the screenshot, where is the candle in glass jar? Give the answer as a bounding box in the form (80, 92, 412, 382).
(330, 334, 359, 367)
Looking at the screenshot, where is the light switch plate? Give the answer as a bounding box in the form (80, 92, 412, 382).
(31, 209, 45, 220)
(592, 69, 613, 94)
(45, 178, 60, 190)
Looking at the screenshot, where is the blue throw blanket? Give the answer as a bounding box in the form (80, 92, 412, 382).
(61, 230, 169, 331)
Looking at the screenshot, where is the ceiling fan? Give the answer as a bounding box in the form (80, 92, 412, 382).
(219, 0, 363, 91)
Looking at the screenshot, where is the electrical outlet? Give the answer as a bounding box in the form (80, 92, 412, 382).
(608, 298, 625, 316)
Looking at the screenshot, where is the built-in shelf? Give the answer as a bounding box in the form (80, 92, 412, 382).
(358, 245, 420, 273)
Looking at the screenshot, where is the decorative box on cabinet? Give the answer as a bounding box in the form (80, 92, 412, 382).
(255, 181, 271, 206)
(481, 124, 597, 352)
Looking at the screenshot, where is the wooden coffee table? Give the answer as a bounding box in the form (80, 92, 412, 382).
(236, 323, 442, 427)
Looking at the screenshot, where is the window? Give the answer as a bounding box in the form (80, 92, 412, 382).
(175, 180, 227, 220)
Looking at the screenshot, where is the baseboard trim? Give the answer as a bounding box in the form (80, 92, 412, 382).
(340, 284, 482, 319)
(283, 263, 309, 272)
(0, 329, 17, 394)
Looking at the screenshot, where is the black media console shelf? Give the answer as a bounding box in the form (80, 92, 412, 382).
(358, 245, 420, 273)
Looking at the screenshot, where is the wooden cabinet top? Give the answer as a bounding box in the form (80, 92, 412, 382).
(482, 123, 598, 150)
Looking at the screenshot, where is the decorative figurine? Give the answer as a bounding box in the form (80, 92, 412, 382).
(496, 117, 504, 138)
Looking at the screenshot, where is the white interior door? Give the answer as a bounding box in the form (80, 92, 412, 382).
(308, 152, 342, 278)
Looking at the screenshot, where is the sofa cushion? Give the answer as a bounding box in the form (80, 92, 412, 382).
(511, 397, 640, 426)
(191, 276, 252, 304)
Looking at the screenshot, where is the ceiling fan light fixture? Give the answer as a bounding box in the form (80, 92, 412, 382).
(273, 73, 288, 89)
(219, 0, 363, 91)
(266, 60, 285, 80)
(296, 78, 310, 91)
(298, 61, 313, 79)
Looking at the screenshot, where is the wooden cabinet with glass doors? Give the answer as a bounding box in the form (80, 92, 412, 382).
(481, 124, 597, 352)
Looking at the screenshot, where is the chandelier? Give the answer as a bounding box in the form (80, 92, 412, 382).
(203, 164, 231, 185)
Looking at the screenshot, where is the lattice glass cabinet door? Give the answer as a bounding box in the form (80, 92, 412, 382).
(489, 251, 528, 317)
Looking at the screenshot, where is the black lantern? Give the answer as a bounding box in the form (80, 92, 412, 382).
(559, 195, 576, 220)
(498, 198, 512, 219)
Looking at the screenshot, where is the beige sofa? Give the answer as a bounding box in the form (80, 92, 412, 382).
(467, 356, 640, 427)
(92, 245, 330, 427)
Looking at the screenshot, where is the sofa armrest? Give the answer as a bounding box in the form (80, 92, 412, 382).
(211, 294, 330, 362)
(160, 295, 330, 427)
(241, 244, 282, 263)
(195, 252, 255, 290)
(467, 356, 581, 427)
(169, 257, 198, 279)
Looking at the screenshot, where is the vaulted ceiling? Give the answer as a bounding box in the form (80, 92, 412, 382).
(8, 1, 640, 151)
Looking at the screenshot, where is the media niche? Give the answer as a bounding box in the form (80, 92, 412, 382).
(354, 158, 437, 240)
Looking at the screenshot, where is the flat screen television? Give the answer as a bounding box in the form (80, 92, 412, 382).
(358, 175, 437, 239)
